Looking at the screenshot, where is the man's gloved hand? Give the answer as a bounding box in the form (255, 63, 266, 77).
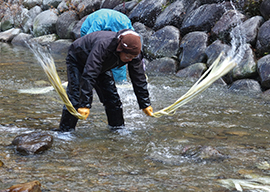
(78, 107, 90, 120)
(142, 106, 153, 116)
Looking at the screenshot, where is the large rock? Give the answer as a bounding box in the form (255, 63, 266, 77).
(56, 10, 79, 39)
(77, 0, 102, 19)
(101, 0, 122, 9)
(179, 31, 208, 69)
(23, 0, 43, 9)
(129, 0, 166, 28)
(153, 0, 200, 30)
(71, 16, 87, 40)
(257, 54, 270, 89)
(229, 79, 262, 93)
(146, 57, 177, 74)
(113, 1, 138, 15)
(260, 0, 270, 20)
(144, 25, 180, 59)
(33, 10, 58, 37)
(231, 16, 264, 46)
(133, 22, 154, 50)
(0, 28, 21, 42)
(211, 10, 246, 43)
(256, 19, 270, 56)
(42, 0, 62, 10)
(12, 132, 53, 155)
(22, 6, 42, 33)
(11, 33, 33, 47)
(180, 3, 226, 36)
(176, 63, 207, 79)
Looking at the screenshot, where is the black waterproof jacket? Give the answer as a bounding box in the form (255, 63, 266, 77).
(66, 29, 151, 109)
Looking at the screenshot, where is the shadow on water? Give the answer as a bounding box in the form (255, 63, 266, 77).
(1, 42, 270, 191)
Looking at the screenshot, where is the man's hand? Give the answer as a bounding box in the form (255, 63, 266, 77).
(142, 106, 153, 116)
(78, 107, 90, 120)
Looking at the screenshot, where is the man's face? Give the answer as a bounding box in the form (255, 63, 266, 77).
(119, 52, 138, 63)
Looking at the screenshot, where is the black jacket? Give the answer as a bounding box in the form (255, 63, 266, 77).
(66, 29, 151, 109)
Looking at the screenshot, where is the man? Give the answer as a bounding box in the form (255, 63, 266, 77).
(56, 29, 153, 132)
(80, 8, 134, 83)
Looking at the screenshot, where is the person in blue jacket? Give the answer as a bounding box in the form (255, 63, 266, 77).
(80, 8, 134, 83)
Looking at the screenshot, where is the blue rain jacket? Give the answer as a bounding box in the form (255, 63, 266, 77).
(80, 9, 134, 82)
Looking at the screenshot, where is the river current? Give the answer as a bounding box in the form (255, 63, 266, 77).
(1, 42, 270, 191)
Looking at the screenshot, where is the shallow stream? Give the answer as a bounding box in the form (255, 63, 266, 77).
(1, 42, 270, 191)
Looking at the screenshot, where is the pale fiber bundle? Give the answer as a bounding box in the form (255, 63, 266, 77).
(152, 52, 237, 118)
(28, 44, 85, 120)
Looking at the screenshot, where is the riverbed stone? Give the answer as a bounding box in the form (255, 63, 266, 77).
(0, 180, 41, 192)
(42, 0, 62, 10)
(12, 132, 53, 155)
(77, 0, 102, 19)
(33, 10, 58, 37)
(133, 22, 154, 51)
(256, 19, 270, 56)
(113, 1, 138, 15)
(21, 6, 42, 33)
(56, 11, 79, 39)
(260, 0, 270, 20)
(257, 54, 270, 89)
(180, 3, 226, 36)
(212, 10, 247, 43)
(231, 15, 264, 46)
(179, 31, 208, 69)
(23, 0, 43, 9)
(229, 79, 262, 93)
(71, 16, 87, 40)
(153, 0, 200, 30)
(146, 57, 177, 74)
(11, 33, 33, 47)
(176, 63, 207, 79)
(129, 0, 166, 28)
(0, 28, 22, 42)
(144, 25, 180, 59)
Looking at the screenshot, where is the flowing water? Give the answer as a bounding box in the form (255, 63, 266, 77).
(1, 41, 270, 192)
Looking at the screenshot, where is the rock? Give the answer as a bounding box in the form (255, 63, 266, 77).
(28, 34, 58, 45)
(153, 0, 200, 30)
(146, 57, 177, 74)
(77, 0, 102, 19)
(256, 19, 270, 56)
(56, 10, 79, 39)
(0, 180, 41, 192)
(12, 132, 53, 155)
(231, 44, 257, 80)
(229, 79, 262, 93)
(101, 0, 122, 9)
(179, 31, 208, 69)
(0, 160, 4, 167)
(0, 28, 21, 42)
(21, 6, 42, 33)
(144, 25, 180, 59)
(11, 33, 33, 47)
(231, 16, 264, 46)
(133, 22, 154, 50)
(23, 0, 43, 9)
(42, 0, 62, 10)
(71, 16, 87, 40)
(180, 3, 226, 36)
(212, 10, 247, 43)
(49, 39, 73, 55)
(113, 1, 138, 15)
(260, 0, 270, 20)
(33, 10, 58, 37)
(176, 63, 207, 79)
(257, 54, 270, 89)
(129, 0, 166, 28)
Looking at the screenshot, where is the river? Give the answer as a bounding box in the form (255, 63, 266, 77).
(1, 42, 270, 191)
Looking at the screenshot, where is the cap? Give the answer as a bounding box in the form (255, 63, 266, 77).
(116, 31, 141, 56)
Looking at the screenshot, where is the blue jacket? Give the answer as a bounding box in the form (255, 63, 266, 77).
(80, 9, 134, 36)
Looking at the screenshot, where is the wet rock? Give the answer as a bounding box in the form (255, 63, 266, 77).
(205, 40, 231, 68)
(42, 0, 62, 10)
(101, 0, 122, 9)
(21, 6, 42, 34)
(0, 28, 22, 42)
(12, 132, 53, 155)
(231, 16, 264, 46)
(212, 10, 247, 43)
(182, 145, 227, 162)
(23, 0, 43, 9)
(231, 44, 257, 80)
(0, 180, 41, 192)
(33, 10, 58, 37)
(56, 11, 79, 39)
(49, 39, 73, 55)
(256, 19, 270, 57)
(144, 25, 180, 59)
(180, 3, 226, 36)
(11, 33, 33, 47)
(153, 0, 200, 30)
(260, 0, 270, 20)
(28, 34, 58, 45)
(229, 79, 262, 93)
(71, 16, 87, 40)
(129, 0, 166, 28)
(77, 0, 102, 19)
(179, 31, 208, 69)
(257, 54, 270, 89)
(133, 22, 154, 51)
(146, 57, 177, 74)
(176, 63, 207, 79)
(113, 1, 138, 15)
